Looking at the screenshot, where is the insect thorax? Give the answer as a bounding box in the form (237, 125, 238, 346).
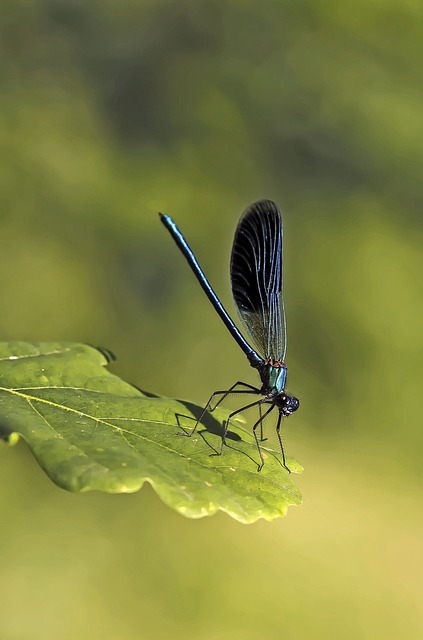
(259, 359, 287, 396)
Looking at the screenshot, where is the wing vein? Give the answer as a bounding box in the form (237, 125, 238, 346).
(230, 200, 287, 361)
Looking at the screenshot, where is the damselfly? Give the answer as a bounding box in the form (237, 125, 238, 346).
(160, 200, 299, 471)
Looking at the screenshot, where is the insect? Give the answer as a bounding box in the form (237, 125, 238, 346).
(160, 200, 299, 471)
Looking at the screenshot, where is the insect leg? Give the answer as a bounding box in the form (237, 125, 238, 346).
(258, 403, 268, 442)
(276, 410, 290, 473)
(180, 388, 260, 437)
(209, 381, 260, 412)
(210, 397, 267, 456)
(251, 403, 275, 471)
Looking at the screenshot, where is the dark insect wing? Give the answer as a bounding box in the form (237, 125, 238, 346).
(230, 200, 286, 361)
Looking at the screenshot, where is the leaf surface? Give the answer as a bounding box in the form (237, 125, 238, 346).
(0, 342, 302, 523)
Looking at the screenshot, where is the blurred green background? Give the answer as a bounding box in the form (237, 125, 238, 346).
(1, 1, 422, 638)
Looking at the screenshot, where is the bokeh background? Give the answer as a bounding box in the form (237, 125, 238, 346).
(1, 1, 422, 638)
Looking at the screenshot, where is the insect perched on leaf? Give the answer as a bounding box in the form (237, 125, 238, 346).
(160, 200, 299, 471)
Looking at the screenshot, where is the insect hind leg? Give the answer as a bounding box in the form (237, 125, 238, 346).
(209, 381, 260, 412)
(179, 385, 260, 437)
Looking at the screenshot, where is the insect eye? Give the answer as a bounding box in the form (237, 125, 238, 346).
(286, 396, 299, 413)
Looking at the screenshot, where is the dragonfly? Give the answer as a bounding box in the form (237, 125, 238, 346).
(159, 200, 299, 471)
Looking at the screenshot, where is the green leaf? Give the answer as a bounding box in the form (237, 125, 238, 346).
(0, 341, 302, 523)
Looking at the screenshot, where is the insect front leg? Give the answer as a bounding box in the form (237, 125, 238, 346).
(275, 410, 290, 473)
